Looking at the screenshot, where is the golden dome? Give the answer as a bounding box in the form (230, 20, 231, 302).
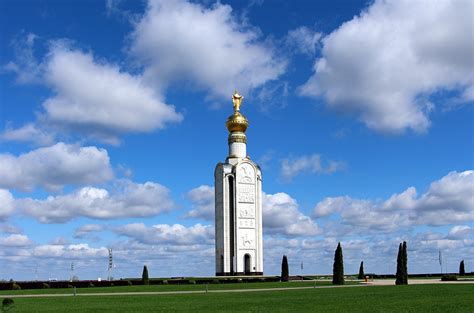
(226, 111, 248, 133)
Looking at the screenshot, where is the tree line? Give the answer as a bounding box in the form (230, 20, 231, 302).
(280, 241, 467, 285)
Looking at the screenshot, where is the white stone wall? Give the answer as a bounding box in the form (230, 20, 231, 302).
(215, 158, 263, 275)
(229, 142, 246, 158)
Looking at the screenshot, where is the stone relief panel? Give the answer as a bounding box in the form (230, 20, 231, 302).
(238, 203, 255, 218)
(238, 218, 255, 229)
(237, 185, 255, 203)
(237, 163, 255, 184)
(238, 230, 255, 249)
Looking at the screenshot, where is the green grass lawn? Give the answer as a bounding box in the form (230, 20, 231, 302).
(2, 284, 473, 312)
(0, 280, 341, 295)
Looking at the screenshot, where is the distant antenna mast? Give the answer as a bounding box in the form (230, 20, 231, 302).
(438, 250, 443, 274)
(108, 248, 113, 281)
(70, 262, 75, 282)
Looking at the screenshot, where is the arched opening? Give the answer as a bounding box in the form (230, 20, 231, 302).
(244, 254, 251, 275)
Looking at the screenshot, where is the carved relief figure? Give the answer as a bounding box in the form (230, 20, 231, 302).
(239, 207, 255, 218)
(241, 233, 254, 248)
(239, 165, 254, 184)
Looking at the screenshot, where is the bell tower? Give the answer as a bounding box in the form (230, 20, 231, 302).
(215, 91, 263, 276)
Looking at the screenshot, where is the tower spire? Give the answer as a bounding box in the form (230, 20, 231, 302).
(226, 91, 249, 159)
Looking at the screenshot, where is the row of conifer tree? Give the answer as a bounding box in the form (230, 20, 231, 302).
(140, 242, 467, 284)
(280, 241, 468, 284)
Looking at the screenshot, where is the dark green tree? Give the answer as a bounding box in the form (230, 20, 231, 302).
(281, 255, 289, 282)
(142, 265, 149, 285)
(332, 242, 344, 285)
(2, 298, 14, 312)
(402, 241, 408, 284)
(396, 241, 408, 285)
(395, 243, 403, 285)
(459, 260, 465, 276)
(358, 261, 364, 280)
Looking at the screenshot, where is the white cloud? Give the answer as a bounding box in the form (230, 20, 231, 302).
(300, 0, 474, 133)
(0, 224, 21, 234)
(17, 180, 175, 223)
(0, 234, 31, 247)
(285, 26, 321, 56)
(33, 243, 108, 259)
(184, 185, 214, 221)
(280, 154, 345, 181)
(414, 170, 474, 220)
(0, 143, 113, 191)
(0, 189, 15, 220)
(41, 44, 182, 143)
(447, 225, 473, 240)
(130, 0, 286, 98)
(74, 224, 105, 239)
(1, 123, 55, 146)
(263, 192, 321, 237)
(313, 170, 474, 230)
(115, 223, 214, 246)
(3, 32, 42, 84)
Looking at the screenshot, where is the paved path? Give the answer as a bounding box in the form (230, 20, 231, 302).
(365, 279, 474, 286)
(0, 285, 360, 298)
(1, 280, 472, 299)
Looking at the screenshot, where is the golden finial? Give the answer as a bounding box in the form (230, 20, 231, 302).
(232, 91, 243, 112)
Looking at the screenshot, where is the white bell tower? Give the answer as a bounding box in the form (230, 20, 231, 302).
(215, 91, 263, 276)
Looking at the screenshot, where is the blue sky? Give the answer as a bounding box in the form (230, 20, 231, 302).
(0, 0, 473, 280)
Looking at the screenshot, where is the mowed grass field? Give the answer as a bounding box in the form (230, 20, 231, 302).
(2, 284, 473, 312)
(0, 280, 338, 295)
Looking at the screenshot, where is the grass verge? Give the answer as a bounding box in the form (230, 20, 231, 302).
(2, 284, 473, 312)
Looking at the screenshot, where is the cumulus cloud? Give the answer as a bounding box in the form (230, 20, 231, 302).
(0, 189, 15, 220)
(74, 224, 105, 239)
(41, 44, 182, 143)
(313, 170, 474, 230)
(17, 180, 175, 223)
(300, 0, 474, 133)
(184, 185, 214, 221)
(280, 154, 345, 181)
(285, 26, 321, 56)
(33, 243, 108, 259)
(264, 192, 321, 237)
(0, 143, 113, 191)
(0, 234, 31, 247)
(5, 38, 182, 144)
(1, 123, 55, 146)
(447, 225, 473, 240)
(115, 223, 214, 246)
(130, 0, 286, 98)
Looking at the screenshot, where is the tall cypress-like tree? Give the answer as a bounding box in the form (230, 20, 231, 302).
(142, 265, 149, 285)
(332, 242, 344, 285)
(358, 261, 365, 279)
(281, 255, 289, 282)
(395, 243, 403, 285)
(459, 260, 465, 276)
(402, 241, 408, 284)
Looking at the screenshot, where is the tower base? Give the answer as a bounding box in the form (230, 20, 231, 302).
(216, 272, 264, 276)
